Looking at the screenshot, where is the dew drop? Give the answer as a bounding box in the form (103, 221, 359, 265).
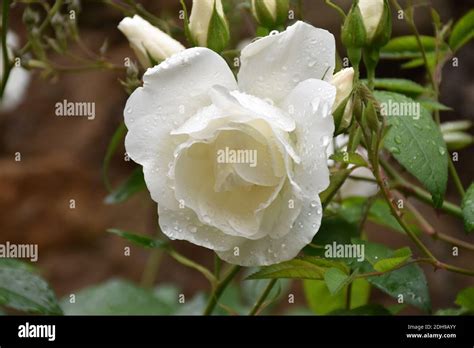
(269, 30, 279, 36)
(394, 135, 402, 144)
(438, 146, 446, 155)
(390, 146, 401, 154)
(310, 200, 318, 208)
(320, 135, 330, 146)
(126, 106, 132, 113)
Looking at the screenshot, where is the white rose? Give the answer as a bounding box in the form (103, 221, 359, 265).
(358, 0, 384, 41)
(0, 32, 31, 112)
(124, 21, 336, 266)
(118, 15, 185, 68)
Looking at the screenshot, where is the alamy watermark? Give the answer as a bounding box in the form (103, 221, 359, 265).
(0, 242, 38, 262)
(216, 147, 258, 167)
(325, 242, 365, 262)
(55, 99, 95, 120)
(380, 99, 420, 120)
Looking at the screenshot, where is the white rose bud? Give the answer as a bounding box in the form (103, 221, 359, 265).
(331, 67, 354, 132)
(357, 0, 391, 48)
(118, 15, 185, 68)
(188, 0, 230, 52)
(358, 0, 384, 41)
(251, 0, 289, 29)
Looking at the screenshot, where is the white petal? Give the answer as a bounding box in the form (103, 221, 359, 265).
(172, 135, 284, 239)
(216, 193, 323, 266)
(158, 205, 241, 251)
(281, 78, 336, 196)
(124, 47, 236, 209)
(238, 21, 335, 103)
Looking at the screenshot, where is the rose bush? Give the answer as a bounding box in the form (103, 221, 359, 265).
(124, 21, 337, 266)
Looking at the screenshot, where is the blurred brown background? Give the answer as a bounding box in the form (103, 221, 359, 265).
(0, 0, 473, 314)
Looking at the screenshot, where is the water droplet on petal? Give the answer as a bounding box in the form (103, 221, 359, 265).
(320, 135, 330, 146)
(310, 200, 318, 208)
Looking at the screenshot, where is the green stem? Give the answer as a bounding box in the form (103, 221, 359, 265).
(19, 0, 63, 56)
(380, 158, 463, 218)
(324, 0, 346, 19)
(403, 197, 474, 252)
(203, 265, 240, 315)
(140, 248, 163, 288)
(168, 249, 216, 285)
(373, 159, 474, 276)
(248, 279, 277, 316)
(448, 158, 465, 197)
(345, 279, 352, 310)
(0, 0, 11, 99)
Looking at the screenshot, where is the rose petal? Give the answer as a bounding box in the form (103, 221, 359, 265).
(281, 78, 336, 196)
(216, 193, 323, 266)
(124, 47, 237, 208)
(158, 205, 242, 251)
(238, 21, 335, 103)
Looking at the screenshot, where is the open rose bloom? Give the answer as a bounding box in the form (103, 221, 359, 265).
(124, 21, 336, 266)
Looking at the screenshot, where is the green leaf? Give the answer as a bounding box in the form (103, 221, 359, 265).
(61, 279, 175, 315)
(303, 278, 370, 315)
(376, 91, 448, 207)
(449, 9, 474, 52)
(461, 184, 474, 233)
(303, 216, 360, 259)
(353, 239, 431, 312)
(373, 247, 412, 272)
(364, 78, 428, 96)
(401, 52, 437, 70)
(381, 35, 438, 59)
(329, 304, 392, 315)
(455, 287, 474, 311)
(324, 267, 349, 295)
(330, 151, 367, 166)
(0, 259, 62, 315)
(102, 122, 126, 192)
(241, 269, 290, 308)
(107, 228, 168, 249)
(104, 167, 147, 204)
(418, 99, 452, 111)
(435, 307, 469, 316)
(247, 257, 346, 280)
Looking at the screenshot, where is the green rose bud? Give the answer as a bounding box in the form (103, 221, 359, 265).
(251, 0, 289, 29)
(189, 0, 230, 52)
